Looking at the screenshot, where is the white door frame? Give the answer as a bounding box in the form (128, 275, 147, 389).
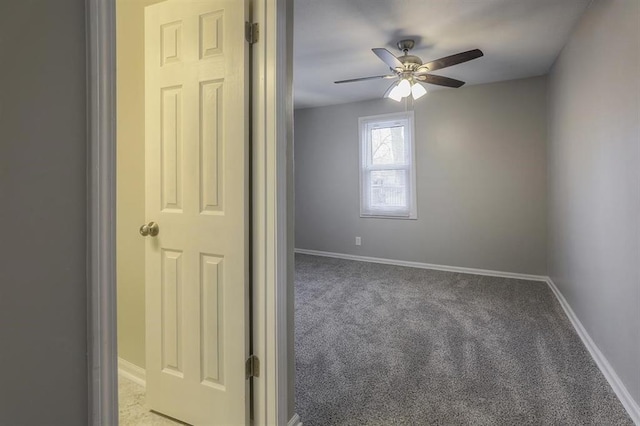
(85, 0, 292, 424)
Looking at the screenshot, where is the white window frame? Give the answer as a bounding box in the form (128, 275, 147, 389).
(359, 111, 417, 219)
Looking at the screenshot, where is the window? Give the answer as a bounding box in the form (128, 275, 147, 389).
(359, 112, 417, 219)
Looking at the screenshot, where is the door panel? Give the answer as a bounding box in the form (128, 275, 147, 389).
(160, 86, 183, 212)
(144, 1, 248, 424)
(199, 80, 223, 213)
(161, 249, 183, 376)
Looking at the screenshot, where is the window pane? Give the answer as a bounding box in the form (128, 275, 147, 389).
(369, 170, 407, 210)
(370, 125, 405, 165)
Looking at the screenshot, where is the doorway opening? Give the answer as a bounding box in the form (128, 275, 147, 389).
(114, 0, 252, 424)
(88, 0, 292, 424)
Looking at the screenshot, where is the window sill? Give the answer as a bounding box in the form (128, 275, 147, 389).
(360, 213, 418, 220)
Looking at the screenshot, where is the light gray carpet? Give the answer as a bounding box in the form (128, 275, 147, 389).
(294, 254, 633, 426)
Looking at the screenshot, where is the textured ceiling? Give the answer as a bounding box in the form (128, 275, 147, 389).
(293, 0, 591, 109)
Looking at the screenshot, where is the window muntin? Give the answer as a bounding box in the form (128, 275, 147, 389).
(359, 112, 417, 219)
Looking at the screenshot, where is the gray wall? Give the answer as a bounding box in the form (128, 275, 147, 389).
(295, 77, 548, 275)
(0, 0, 88, 424)
(548, 0, 640, 405)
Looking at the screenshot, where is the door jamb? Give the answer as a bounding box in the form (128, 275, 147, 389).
(86, 0, 291, 424)
(86, 0, 117, 424)
(250, 0, 293, 424)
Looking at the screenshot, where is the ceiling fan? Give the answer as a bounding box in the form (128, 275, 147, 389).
(335, 39, 484, 102)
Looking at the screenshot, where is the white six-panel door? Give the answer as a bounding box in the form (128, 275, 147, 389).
(144, 1, 248, 424)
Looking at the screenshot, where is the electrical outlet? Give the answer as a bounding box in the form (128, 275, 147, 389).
(355, 236, 361, 246)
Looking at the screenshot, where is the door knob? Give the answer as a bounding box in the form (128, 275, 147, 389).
(139, 221, 160, 237)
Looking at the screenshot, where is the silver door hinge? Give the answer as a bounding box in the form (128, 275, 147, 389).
(245, 22, 259, 44)
(246, 355, 260, 379)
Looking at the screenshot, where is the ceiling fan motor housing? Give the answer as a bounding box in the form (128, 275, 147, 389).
(396, 39, 422, 70)
(399, 55, 423, 70)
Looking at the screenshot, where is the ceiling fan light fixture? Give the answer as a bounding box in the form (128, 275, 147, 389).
(397, 78, 411, 97)
(411, 82, 427, 100)
(387, 82, 404, 102)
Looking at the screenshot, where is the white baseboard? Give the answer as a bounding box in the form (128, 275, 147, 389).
(117, 357, 146, 388)
(287, 413, 302, 426)
(546, 278, 640, 425)
(294, 248, 547, 282)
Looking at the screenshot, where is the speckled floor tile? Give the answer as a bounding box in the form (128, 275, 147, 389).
(118, 374, 186, 426)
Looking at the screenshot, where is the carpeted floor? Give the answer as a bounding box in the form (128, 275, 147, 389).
(294, 254, 633, 426)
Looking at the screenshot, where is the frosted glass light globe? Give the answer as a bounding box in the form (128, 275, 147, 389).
(397, 79, 411, 97)
(411, 82, 427, 99)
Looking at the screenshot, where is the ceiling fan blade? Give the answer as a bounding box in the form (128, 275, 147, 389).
(372, 48, 404, 69)
(418, 49, 484, 72)
(417, 74, 466, 88)
(334, 75, 396, 84)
